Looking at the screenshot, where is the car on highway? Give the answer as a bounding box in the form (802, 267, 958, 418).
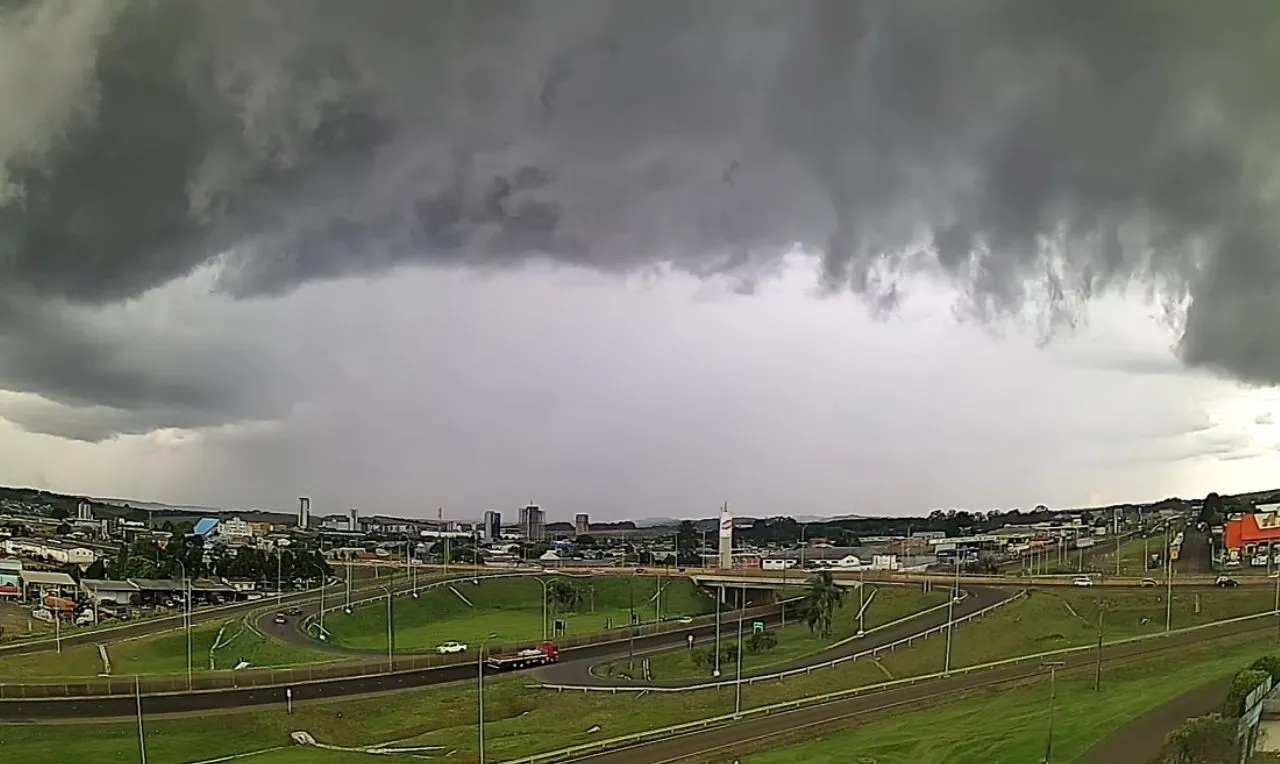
(1072, 576, 1094, 587)
(273, 613, 287, 625)
(1215, 576, 1240, 588)
(676, 616, 694, 624)
(1140, 578, 1158, 588)
(435, 641, 468, 654)
(285, 607, 302, 616)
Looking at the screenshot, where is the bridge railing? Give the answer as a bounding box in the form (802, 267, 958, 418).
(541, 589, 1017, 693)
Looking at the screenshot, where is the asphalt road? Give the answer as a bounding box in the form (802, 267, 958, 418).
(0, 584, 996, 719)
(557, 620, 1269, 764)
(536, 586, 1011, 688)
(1075, 675, 1231, 764)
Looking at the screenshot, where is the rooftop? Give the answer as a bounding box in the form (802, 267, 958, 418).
(22, 570, 77, 586)
(80, 579, 140, 592)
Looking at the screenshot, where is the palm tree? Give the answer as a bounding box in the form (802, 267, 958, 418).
(546, 578, 583, 615)
(802, 571, 845, 638)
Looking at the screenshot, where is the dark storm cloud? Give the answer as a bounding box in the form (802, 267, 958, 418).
(0, 293, 290, 440)
(3, 0, 1280, 427)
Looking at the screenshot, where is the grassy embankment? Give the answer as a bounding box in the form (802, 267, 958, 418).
(323, 574, 715, 651)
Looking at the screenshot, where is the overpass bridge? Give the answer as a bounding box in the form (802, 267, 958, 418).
(691, 572, 864, 589)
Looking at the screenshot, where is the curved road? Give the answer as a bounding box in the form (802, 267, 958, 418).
(0, 584, 1006, 719)
(553, 622, 1270, 764)
(536, 585, 1011, 688)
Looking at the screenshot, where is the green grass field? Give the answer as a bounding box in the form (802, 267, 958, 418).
(322, 575, 716, 651)
(604, 584, 948, 681)
(0, 616, 335, 680)
(717, 632, 1275, 764)
(1, 618, 1274, 764)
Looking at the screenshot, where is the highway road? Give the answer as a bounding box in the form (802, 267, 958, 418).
(0, 585, 1003, 719)
(0, 573, 450, 659)
(554, 619, 1270, 764)
(536, 586, 1010, 688)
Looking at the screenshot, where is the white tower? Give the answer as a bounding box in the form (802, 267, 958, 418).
(718, 502, 733, 569)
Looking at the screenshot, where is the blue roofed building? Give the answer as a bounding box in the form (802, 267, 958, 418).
(193, 518, 220, 537)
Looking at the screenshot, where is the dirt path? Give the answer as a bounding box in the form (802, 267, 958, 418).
(1073, 676, 1231, 764)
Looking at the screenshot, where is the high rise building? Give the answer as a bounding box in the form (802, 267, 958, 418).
(574, 513, 590, 536)
(518, 504, 546, 542)
(298, 497, 311, 529)
(76, 501, 93, 521)
(348, 508, 359, 532)
(482, 510, 502, 542)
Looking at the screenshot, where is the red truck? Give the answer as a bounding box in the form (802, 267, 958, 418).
(485, 642, 559, 671)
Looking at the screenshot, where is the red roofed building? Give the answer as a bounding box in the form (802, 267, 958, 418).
(1224, 507, 1280, 565)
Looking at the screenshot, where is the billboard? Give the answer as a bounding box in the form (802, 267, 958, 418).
(0, 572, 19, 597)
(718, 511, 733, 539)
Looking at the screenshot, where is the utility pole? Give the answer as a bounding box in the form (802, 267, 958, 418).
(734, 582, 745, 718)
(1043, 661, 1066, 763)
(1165, 522, 1173, 633)
(1093, 601, 1108, 692)
(944, 556, 960, 674)
(135, 675, 147, 764)
(713, 584, 722, 677)
(1273, 571, 1280, 645)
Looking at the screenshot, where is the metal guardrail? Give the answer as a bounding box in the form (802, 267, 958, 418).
(541, 589, 1013, 693)
(0, 583, 801, 699)
(504, 606, 1280, 764)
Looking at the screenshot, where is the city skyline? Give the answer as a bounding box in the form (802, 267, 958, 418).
(3, 3, 1280, 520)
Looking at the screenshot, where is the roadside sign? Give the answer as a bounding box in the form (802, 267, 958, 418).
(752, 621, 764, 634)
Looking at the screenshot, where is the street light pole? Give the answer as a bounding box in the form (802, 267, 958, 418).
(1093, 602, 1107, 692)
(175, 560, 191, 690)
(1165, 522, 1173, 633)
(276, 549, 283, 609)
(135, 675, 147, 764)
(537, 578, 550, 641)
(378, 585, 394, 669)
(734, 582, 745, 718)
(1043, 661, 1066, 763)
(713, 584, 722, 678)
(478, 632, 498, 764)
(1272, 572, 1280, 645)
(944, 556, 960, 674)
(858, 566, 866, 636)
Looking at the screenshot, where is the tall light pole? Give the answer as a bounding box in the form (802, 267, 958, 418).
(858, 566, 866, 637)
(713, 584, 722, 678)
(1272, 572, 1280, 645)
(1043, 660, 1066, 763)
(1165, 522, 1173, 633)
(478, 632, 498, 764)
(944, 554, 961, 674)
(378, 585, 394, 669)
(734, 582, 745, 718)
(344, 560, 352, 614)
(135, 675, 147, 764)
(276, 548, 284, 609)
(536, 578, 551, 641)
(175, 560, 191, 690)
(1093, 600, 1108, 692)
(318, 571, 327, 641)
(799, 525, 809, 570)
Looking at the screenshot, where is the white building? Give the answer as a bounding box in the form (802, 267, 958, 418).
(218, 517, 254, 541)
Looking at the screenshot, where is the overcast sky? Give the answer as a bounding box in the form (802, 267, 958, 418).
(2, 1, 1280, 522)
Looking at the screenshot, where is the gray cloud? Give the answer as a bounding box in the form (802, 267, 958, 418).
(3, 0, 1280, 437)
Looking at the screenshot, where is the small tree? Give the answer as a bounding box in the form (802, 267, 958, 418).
(1224, 669, 1270, 718)
(1159, 713, 1237, 764)
(747, 630, 778, 654)
(1248, 655, 1280, 686)
(802, 571, 846, 638)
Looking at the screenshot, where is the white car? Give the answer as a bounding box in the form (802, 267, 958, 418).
(1072, 577, 1094, 587)
(436, 641, 468, 654)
